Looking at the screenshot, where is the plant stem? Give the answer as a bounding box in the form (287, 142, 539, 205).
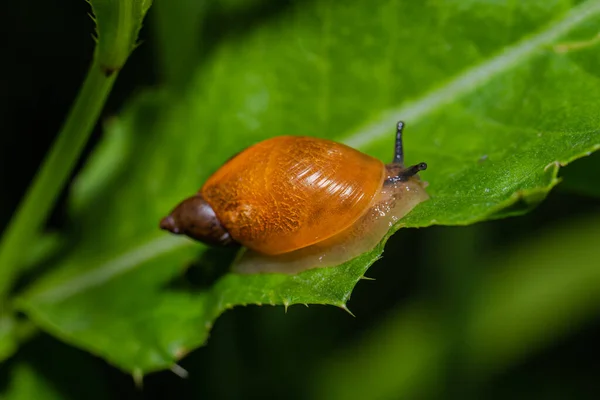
(0, 58, 117, 302)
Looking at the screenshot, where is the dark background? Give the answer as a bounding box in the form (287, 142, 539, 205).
(1, 1, 599, 399)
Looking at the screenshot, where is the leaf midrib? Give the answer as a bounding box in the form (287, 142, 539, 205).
(344, 0, 600, 148)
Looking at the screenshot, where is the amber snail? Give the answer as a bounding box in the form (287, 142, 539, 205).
(160, 122, 429, 274)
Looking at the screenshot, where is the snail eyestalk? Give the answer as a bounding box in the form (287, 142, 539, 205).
(385, 122, 427, 183)
(386, 162, 428, 184)
(403, 162, 428, 177)
(393, 121, 405, 165)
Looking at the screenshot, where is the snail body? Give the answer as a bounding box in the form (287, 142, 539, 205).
(161, 122, 429, 274)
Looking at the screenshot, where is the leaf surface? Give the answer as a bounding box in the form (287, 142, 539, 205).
(18, 0, 600, 372)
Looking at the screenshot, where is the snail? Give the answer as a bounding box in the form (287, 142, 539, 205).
(160, 121, 429, 274)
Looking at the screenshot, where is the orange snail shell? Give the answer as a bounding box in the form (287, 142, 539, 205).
(202, 136, 386, 255)
(161, 127, 429, 274)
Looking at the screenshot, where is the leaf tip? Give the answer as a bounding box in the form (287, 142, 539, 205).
(132, 368, 144, 388)
(339, 304, 356, 318)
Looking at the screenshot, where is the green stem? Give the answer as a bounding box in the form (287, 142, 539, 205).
(0, 58, 117, 301)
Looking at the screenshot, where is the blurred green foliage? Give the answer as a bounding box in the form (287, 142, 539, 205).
(1, 0, 600, 399)
(315, 212, 600, 399)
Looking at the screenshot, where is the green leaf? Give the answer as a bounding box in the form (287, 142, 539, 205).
(151, 0, 207, 87)
(0, 316, 19, 362)
(0, 317, 37, 364)
(3, 363, 64, 400)
(17, 0, 600, 373)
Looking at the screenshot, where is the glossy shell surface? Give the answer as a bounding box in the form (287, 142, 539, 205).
(232, 175, 429, 274)
(201, 136, 385, 255)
